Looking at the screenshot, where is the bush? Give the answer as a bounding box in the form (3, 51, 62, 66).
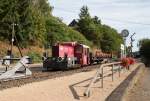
(139, 39, 150, 66)
(27, 52, 42, 63)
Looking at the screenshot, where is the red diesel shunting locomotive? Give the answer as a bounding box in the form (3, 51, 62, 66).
(43, 42, 111, 70)
(43, 42, 90, 70)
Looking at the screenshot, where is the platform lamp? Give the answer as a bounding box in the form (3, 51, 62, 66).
(121, 29, 129, 58)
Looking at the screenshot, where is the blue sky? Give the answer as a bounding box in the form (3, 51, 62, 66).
(49, 0, 150, 51)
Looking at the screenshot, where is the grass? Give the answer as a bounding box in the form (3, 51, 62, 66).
(0, 41, 46, 63)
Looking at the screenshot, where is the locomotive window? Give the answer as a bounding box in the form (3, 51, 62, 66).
(85, 49, 87, 55)
(75, 46, 82, 53)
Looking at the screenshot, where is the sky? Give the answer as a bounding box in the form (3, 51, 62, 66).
(49, 0, 150, 51)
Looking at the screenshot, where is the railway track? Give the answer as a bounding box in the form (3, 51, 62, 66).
(0, 64, 100, 90)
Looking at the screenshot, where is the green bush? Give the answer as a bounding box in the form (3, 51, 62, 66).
(139, 39, 150, 66)
(45, 17, 92, 46)
(27, 52, 42, 63)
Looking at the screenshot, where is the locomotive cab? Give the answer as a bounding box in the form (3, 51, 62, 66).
(74, 44, 90, 66)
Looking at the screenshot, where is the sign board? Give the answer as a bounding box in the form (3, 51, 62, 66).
(121, 44, 125, 50)
(121, 29, 129, 37)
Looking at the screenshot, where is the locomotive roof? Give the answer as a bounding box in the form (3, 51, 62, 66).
(56, 42, 90, 48)
(57, 42, 77, 46)
(80, 44, 90, 48)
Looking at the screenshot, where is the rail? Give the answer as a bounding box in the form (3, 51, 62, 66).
(84, 62, 122, 97)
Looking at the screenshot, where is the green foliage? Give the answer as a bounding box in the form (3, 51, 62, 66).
(0, 0, 19, 39)
(27, 51, 42, 63)
(45, 16, 92, 46)
(28, 6, 46, 46)
(75, 6, 123, 52)
(0, 0, 91, 49)
(0, 0, 51, 47)
(34, 0, 52, 16)
(139, 39, 150, 66)
(100, 25, 123, 52)
(0, 1, 122, 55)
(139, 39, 150, 59)
(77, 6, 102, 48)
(79, 6, 91, 19)
(92, 16, 101, 25)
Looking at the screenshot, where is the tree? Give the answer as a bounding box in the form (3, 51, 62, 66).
(45, 16, 91, 46)
(79, 6, 91, 19)
(100, 25, 123, 52)
(139, 39, 150, 63)
(0, 0, 51, 47)
(0, 0, 19, 40)
(77, 6, 102, 48)
(139, 39, 150, 66)
(32, 0, 52, 17)
(92, 16, 101, 25)
(0, 1, 123, 54)
(74, 5, 123, 50)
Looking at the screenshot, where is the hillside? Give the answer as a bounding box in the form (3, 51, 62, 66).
(0, 41, 44, 62)
(0, 0, 123, 62)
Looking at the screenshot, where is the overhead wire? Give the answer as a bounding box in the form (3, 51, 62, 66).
(53, 7, 150, 26)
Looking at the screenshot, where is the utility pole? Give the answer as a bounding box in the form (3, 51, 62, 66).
(11, 23, 18, 57)
(130, 33, 136, 57)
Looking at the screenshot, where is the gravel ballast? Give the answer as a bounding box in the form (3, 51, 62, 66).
(0, 64, 99, 90)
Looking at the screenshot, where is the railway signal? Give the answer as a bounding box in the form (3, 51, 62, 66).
(121, 29, 129, 57)
(130, 33, 136, 57)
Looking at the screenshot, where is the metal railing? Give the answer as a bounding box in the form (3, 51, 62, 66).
(84, 62, 122, 97)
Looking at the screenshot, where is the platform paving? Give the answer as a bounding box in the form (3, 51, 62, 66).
(0, 63, 140, 101)
(125, 67, 150, 101)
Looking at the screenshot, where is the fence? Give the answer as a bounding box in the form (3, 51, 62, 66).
(84, 62, 122, 97)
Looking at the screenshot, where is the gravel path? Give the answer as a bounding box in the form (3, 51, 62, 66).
(126, 67, 150, 101)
